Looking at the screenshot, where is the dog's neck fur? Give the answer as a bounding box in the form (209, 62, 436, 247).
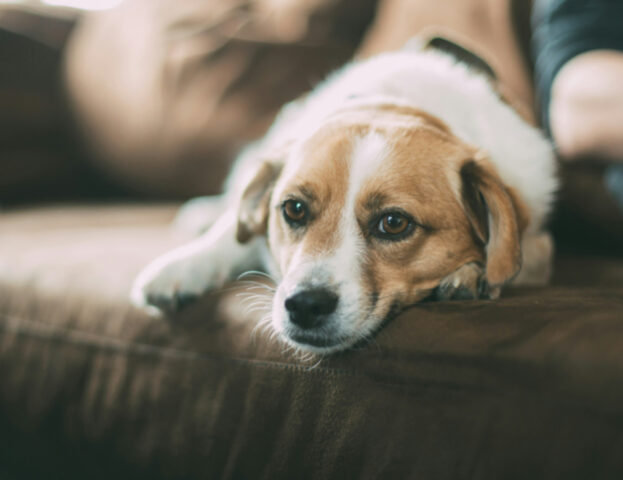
(265, 49, 556, 232)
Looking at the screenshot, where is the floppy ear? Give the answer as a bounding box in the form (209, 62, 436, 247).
(236, 161, 283, 244)
(460, 157, 523, 288)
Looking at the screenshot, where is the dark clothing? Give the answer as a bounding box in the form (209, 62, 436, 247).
(532, 0, 623, 212)
(532, 0, 623, 133)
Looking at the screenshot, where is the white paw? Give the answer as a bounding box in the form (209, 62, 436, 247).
(130, 252, 227, 315)
(436, 262, 487, 300)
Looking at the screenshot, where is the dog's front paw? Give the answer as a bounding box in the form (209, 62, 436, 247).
(436, 262, 488, 301)
(130, 254, 223, 315)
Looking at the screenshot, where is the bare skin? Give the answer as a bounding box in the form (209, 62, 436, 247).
(550, 50, 623, 163)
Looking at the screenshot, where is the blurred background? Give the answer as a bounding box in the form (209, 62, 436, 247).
(1, 0, 122, 10)
(1, 0, 622, 249)
(0, 0, 376, 203)
(0, 0, 124, 204)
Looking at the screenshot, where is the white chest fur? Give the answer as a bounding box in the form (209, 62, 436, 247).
(265, 49, 557, 232)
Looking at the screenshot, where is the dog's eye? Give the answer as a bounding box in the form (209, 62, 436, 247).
(379, 214, 408, 235)
(283, 199, 308, 226)
(375, 212, 413, 239)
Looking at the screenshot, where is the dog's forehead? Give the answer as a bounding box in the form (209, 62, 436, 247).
(275, 113, 473, 207)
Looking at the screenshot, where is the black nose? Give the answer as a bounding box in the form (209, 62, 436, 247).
(284, 289, 339, 329)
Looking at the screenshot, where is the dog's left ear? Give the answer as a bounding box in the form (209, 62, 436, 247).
(236, 161, 283, 244)
(460, 156, 526, 290)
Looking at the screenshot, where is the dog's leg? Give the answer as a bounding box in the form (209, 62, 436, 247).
(172, 195, 228, 235)
(436, 231, 553, 302)
(512, 231, 553, 286)
(131, 209, 265, 314)
(436, 262, 496, 300)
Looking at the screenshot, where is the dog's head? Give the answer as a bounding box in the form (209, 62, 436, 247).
(237, 105, 527, 353)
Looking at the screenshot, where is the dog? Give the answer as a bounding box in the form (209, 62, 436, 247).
(131, 37, 557, 354)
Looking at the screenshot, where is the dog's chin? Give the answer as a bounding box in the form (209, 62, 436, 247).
(272, 305, 399, 355)
(282, 330, 356, 355)
(281, 332, 355, 355)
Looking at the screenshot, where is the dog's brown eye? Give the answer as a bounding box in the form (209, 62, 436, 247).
(283, 199, 308, 225)
(373, 212, 416, 241)
(379, 214, 408, 235)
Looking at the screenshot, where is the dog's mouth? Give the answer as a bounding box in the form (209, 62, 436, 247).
(282, 309, 402, 354)
(286, 331, 345, 349)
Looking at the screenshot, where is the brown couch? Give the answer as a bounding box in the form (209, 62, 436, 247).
(1, 2, 623, 479)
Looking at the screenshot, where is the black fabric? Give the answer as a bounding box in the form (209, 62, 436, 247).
(531, 0, 623, 132)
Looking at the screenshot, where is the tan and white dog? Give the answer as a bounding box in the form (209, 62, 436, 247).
(131, 39, 557, 354)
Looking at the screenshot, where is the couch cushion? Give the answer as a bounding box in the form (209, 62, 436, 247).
(1, 204, 623, 479)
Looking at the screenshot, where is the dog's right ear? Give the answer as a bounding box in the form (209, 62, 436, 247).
(236, 161, 283, 244)
(459, 156, 525, 291)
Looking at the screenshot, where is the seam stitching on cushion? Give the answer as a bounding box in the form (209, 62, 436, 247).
(0, 312, 493, 393)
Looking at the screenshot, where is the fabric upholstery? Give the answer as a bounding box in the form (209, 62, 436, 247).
(1, 205, 623, 479)
(0, 6, 130, 205)
(0, 8, 81, 204)
(554, 163, 623, 248)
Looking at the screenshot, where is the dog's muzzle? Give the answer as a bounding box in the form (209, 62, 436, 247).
(284, 288, 346, 349)
(284, 288, 338, 330)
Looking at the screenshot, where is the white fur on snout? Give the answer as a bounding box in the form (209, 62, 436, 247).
(325, 132, 390, 330)
(273, 133, 390, 351)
